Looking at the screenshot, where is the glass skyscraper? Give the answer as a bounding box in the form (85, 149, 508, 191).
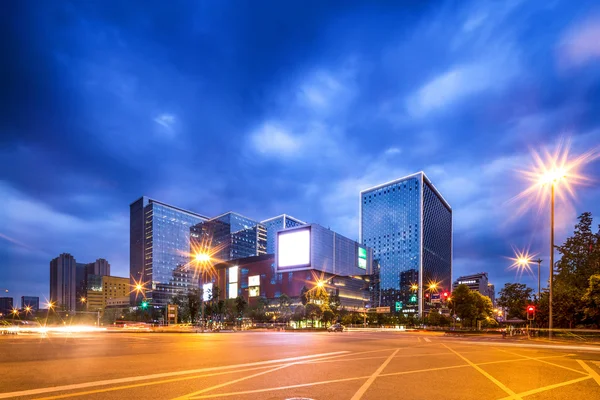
(190, 212, 267, 263)
(50, 253, 77, 311)
(130, 197, 208, 306)
(261, 214, 305, 254)
(360, 172, 452, 316)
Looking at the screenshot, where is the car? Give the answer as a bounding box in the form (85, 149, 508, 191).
(327, 323, 344, 332)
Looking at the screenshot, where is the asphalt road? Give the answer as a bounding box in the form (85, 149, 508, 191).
(2, 330, 600, 400)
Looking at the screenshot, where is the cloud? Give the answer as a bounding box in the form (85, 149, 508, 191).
(153, 113, 177, 135)
(249, 122, 303, 157)
(558, 14, 600, 68)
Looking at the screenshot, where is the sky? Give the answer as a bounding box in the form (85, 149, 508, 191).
(2, 0, 600, 304)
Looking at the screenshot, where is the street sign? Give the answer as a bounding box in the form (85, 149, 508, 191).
(376, 306, 391, 314)
(431, 293, 441, 303)
(395, 301, 403, 311)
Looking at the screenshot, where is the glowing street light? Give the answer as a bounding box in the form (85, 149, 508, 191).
(80, 297, 87, 304)
(517, 139, 599, 338)
(411, 284, 418, 291)
(45, 301, 55, 310)
(316, 280, 325, 288)
(508, 248, 543, 298)
(11, 308, 19, 317)
(195, 253, 211, 263)
(24, 306, 32, 315)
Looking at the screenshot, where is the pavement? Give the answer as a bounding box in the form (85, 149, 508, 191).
(1, 330, 600, 399)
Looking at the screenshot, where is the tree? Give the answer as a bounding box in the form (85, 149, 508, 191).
(292, 305, 305, 323)
(497, 283, 533, 320)
(300, 286, 309, 306)
(322, 310, 335, 326)
(450, 284, 477, 326)
(235, 296, 247, 318)
(277, 294, 292, 322)
(187, 288, 202, 324)
(305, 303, 322, 327)
(328, 292, 341, 314)
(552, 212, 600, 328)
(582, 274, 600, 327)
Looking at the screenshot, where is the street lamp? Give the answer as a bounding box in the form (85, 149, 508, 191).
(11, 308, 19, 317)
(510, 250, 543, 300)
(195, 253, 211, 263)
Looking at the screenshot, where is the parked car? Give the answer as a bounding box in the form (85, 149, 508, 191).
(327, 323, 344, 332)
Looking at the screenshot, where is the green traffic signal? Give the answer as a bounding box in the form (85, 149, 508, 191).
(141, 301, 148, 309)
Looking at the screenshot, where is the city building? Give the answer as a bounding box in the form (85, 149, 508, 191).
(50, 253, 77, 311)
(276, 223, 373, 277)
(130, 197, 209, 306)
(86, 275, 130, 312)
(86, 258, 110, 276)
(190, 212, 267, 263)
(76, 263, 87, 308)
(21, 296, 39, 311)
(360, 172, 452, 317)
(203, 255, 370, 310)
(0, 297, 13, 315)
(452, 273, 495, 305)
(261, 214, 306, 254)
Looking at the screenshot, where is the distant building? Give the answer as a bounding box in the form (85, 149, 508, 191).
(261, 214, 305, 254)
(0, 297, 13, 314)
(190, 212, 267, 262)
(86, 258, 110, 276)
(21, 296, 39, 311)
(76, 263, 87, 308)
(202, 255, 370, 310)
(50, 253, 77, 311)
(130, 197, 209, 306)
(453, 273, 495, 305)
(86, 275, 129, 312)
(276, 223, 373, 277)
(360, 172, 452, 317)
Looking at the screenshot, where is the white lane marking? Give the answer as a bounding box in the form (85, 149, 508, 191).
(350, 349, 399, 400)
(447, 340, 600, 352)
(577, 360, 600, 387)
(0, 351, 348, 400)
(424, 338, 431, 343)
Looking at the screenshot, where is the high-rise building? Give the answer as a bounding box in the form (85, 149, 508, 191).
(130, 197, 209, 306)
(261, 214, 306, 254)
(0, 297, 13, 314)
(76, 263, 87, 309)
(50, 253, 77, 311)
(21, 296, 40, 311)
(190, 212, 267, 263)
(453, 273, 495, 305)
(360, 172, 452, 317)
(86, 258, 110, 276)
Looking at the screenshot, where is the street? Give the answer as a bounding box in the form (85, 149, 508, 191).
(2, 331, 600, 400)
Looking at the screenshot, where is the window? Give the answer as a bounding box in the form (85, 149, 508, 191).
(228, 283, 238, 299)
(248, 275, 260, 286)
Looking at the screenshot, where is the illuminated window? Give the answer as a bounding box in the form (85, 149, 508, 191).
(249, 286, 259, 297)
(229, 266, 239, 283)
(248, 275, 260, 286)
(228, 283, 238, 299)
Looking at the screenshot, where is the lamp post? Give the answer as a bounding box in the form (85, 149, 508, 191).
(533, 258, 542, 300)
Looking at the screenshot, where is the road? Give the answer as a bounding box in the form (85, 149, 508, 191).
(2, 330, 600, 399)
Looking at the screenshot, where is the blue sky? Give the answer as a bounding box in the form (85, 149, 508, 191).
(2, 0, 600, 303)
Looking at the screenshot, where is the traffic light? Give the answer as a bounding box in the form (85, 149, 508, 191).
(141, 301, 148, 309)
(443, 292, 449, 299)
(526, 305, 535, 320)
(425, 293, 430, 299)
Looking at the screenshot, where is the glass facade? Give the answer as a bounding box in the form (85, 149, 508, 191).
(261, 215, 305, 254)
(130, 197, 208, 307)
(360, 172, 452, 316)
(276, 224, 373, 277)
(191, 212, 267, 263)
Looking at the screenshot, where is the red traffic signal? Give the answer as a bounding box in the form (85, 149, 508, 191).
(425, 293, 430, 299)
(526, 305, 535, 320)
(443, 292, 449, 298)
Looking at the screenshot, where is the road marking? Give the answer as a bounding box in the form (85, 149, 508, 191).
(497, 376, 592, 400)
(577, 359, 600, 386)
(447, 340, 600, 352)
(493, 348, 587, 375)
(424, 337, 431, 343)
(350, 348, 399, 400)
(0, 351, 348, 400)
(34, 366, 277, 400)
(442, 344, 521, 399)
(185, 375, 371, 399)
(175, 364, 292, 400)
(418, 337, 422, 343)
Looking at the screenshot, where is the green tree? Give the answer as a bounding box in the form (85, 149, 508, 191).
(328, 292, 341, 314)
(277, 294, 292, 322)
(292, 305, 305, 323)
(322, 310, 335, 326)
(305, 303, 322, 327)
(497, 283, 533, 320)
(450, 284, 477, 326)
(553, 212, 600, 328)
(582, 274, 600, 327)
(235, 296, 247, 318)
(187, 288, 202, 324)
(300, 286, 309, 305)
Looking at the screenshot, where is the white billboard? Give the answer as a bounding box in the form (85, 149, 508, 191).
(278, 228, 310, 268)
(202, 283, 213, 301)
